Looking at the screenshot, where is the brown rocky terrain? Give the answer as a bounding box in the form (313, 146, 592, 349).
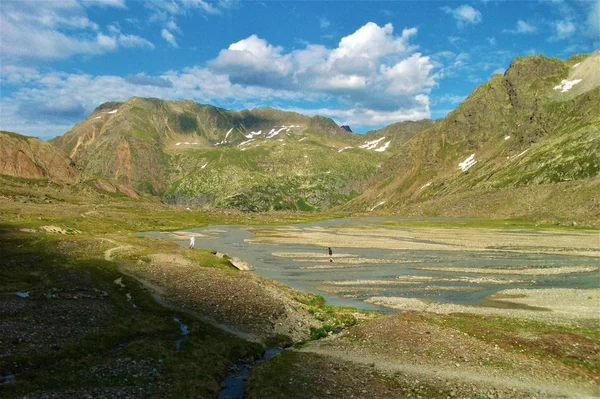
(0, 131, 77, 184)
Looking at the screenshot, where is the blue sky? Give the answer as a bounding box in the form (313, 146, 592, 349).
(1, 0, 598, 138)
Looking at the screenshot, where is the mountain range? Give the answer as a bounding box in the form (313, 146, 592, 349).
(1, 50, 598, 222)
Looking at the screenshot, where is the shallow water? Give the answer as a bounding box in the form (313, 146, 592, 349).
(139, 217, 599, 312)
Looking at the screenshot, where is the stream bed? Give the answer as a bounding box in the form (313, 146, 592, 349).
(139, 217, 599, 312)
(218, 348, 283, 399)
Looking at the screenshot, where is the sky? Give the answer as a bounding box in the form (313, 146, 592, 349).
(1, 0, 598, 139)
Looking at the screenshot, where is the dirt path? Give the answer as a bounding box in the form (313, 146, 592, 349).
(100, 240, 320, 344)
(299, 344, 598, 398)
(101, 239, 264, 342)
(101, 238, 134, 261)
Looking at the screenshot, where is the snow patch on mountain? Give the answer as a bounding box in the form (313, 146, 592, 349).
(505, 135, 511, 140)
(107, 109, 118, 114)
(175, 142, 199, 146)
(573, 62, 580, 68)
(459, 154, 477, 171)
(215, 128, 235, 146)
(421, 182, 432, 190)
(369, 201, 385, 211)
(239, 139, 254, 146)
(359, 137, 386, 150)
(338, 146, 353, 153)
(553, 79, 582, 92)
(374, 141, 391, 152)
(244, 130, 262, 139)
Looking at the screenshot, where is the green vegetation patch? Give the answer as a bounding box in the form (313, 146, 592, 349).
(426, 313, 600, 377)
(0, 226, 261, 397)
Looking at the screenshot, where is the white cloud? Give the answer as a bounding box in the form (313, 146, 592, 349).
(319, 17, 331, 29)
(209, 35, 292, 87)
(288, 95, 430, 127)
(503, 20, 537, 34)
(0, 1, 153, 61)
(380, 53, 435, 95)
(0, 22, 438, 136)
(208, 22, 433, 114)
(118, 34, 155, 49)
(97, 33, 118, 50)
(587, 1, 600, 38)
(443, 5, 482, 27)
(81, 0, 126, 8)
(162, 29, 179, 47)
(555, 20, 576, 39)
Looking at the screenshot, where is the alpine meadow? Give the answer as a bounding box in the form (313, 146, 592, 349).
(1, 1, 599, 398)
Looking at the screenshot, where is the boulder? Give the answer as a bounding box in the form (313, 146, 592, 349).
(228, 257, 253, 271)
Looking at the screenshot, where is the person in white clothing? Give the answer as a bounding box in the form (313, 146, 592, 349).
(189, 236, 195, 249)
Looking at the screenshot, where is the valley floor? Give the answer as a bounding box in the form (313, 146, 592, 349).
(1, 198, 598, 398)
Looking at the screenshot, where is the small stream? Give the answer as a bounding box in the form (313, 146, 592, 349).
(218, 348, 283, 399)
(173, 317, 190, 350)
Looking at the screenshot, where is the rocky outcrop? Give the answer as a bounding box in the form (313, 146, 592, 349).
(0, 131, 77, 183)
(228, 256, 254, 271)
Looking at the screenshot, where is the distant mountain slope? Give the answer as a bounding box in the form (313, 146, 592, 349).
(0, 131, 77, 184)
(51, 97, 432, 210)
(346, 51, 600, 222)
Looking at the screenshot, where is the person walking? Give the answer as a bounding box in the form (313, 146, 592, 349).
(328, 247, 333, 262)
(189, 236, 195, 249)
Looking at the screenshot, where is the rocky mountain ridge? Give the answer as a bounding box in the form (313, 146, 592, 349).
(2, 51, 597, 221)
(47, 97, 430, 210)
(0, 131, 77, 184)
(346, 51, 599, 222)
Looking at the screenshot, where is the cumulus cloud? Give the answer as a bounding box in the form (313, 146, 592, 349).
(0, 22, 439, 136)
(443, 5, 482, 27)
(208, 22, 433, 115)
(209, 35, 292, 87)
(0, 1, 153, 61)
(503, 20, 537, 34)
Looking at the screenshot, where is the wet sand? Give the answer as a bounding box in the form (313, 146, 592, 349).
(249, 225, 599, 257)
(366, 288, 600, 327)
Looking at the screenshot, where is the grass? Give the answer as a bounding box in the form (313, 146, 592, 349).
(0, 227, 263, 397)
(375, 217, 599, 231)
(426, 313, 600, 377)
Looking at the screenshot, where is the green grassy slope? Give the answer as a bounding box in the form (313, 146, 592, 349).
(345, 51, 600, 224)
(49, 97, 431, 210)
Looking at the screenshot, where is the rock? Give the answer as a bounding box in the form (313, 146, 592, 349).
(228, 257, 254, 271)
(0, 374, 15, 385)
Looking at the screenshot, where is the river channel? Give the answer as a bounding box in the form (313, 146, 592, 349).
(139, 217, 599, 313)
